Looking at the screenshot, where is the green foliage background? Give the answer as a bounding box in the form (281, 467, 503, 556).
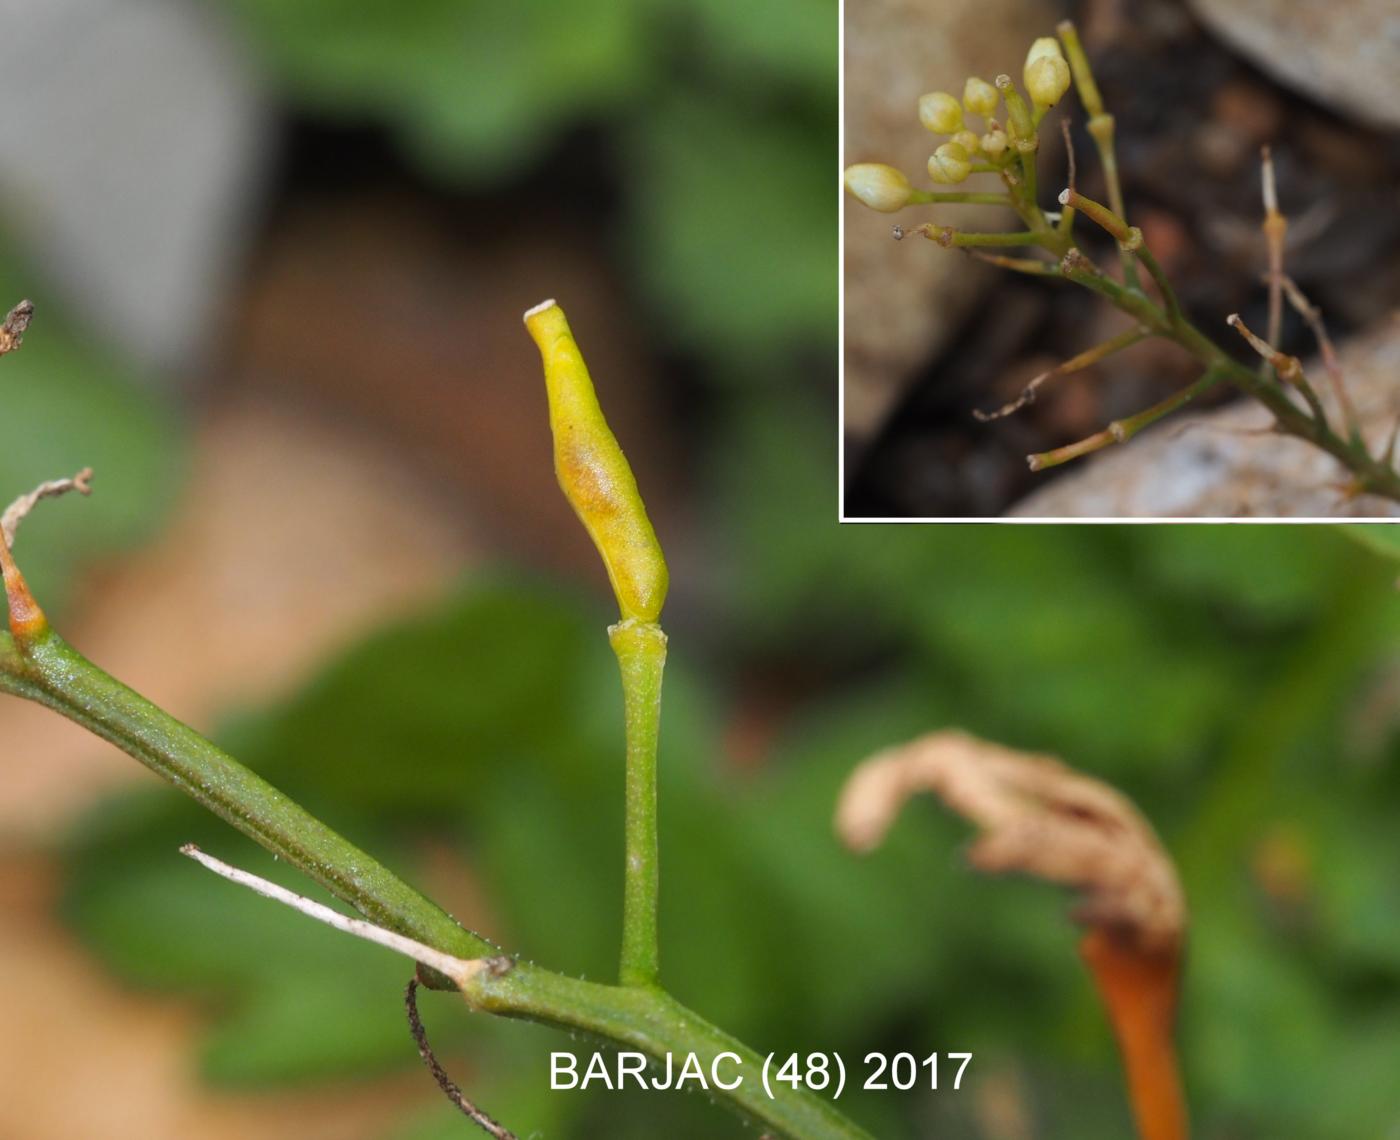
(63, 521, 1400, 1139)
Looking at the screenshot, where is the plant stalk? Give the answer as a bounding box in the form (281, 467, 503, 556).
(610, 618, 667, 988)
(0, 626, 871, 1140)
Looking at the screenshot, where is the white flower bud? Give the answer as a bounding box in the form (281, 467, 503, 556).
(918, 92, 962, 134)
(962, 76, 999, 117)
(952, 129, 981, 156)
(927, 142, 972, 185)
(843, 163, 913, 212)
(980, 124, 1008, 157)
(1024, 37, 1063, 71)
(1024, 39, 1071, 108)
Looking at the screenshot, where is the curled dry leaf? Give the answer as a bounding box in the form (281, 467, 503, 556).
(835, 728, 1185, 953)
(836, 729, 1189, 1140)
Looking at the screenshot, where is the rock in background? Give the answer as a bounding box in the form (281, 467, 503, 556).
(0, 0, 269, 374)
(1187, 0, 1400, 130)
(843, 0, 1052, 444)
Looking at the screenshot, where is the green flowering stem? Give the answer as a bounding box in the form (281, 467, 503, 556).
(966, 251, 1064, 277)
(915, 225, 1051, 249)
(610, 618, 666, 987)
(0, 629, 870, 1140)
(907, 189, 1013, 205)
(1057, 19, 1139, 289)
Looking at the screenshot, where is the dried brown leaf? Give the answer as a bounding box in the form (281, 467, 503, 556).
(835, 729, 1186, 954)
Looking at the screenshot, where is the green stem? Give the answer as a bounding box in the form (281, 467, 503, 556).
(908, 190, 1012, 205)
(469, 968, 872, 1139)
(0, 626, 871, 1140)
(0, 626, 494, 982)
(610, 619, 666, 988)
(920, 227, 1051, 249)
(1134, 245, 1183, 329)
(1054, 250, 1400, 499)
(1057, 20, 1139, 289)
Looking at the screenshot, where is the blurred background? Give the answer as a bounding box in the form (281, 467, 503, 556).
(844, 0, 1400, 518)
(1, 2, 1400, 1139)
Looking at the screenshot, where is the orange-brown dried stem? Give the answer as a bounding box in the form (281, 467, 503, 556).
(1260, 147, 1286, 370)
(1080, 929, 1188, 1140)
(0, 534, 46, 641)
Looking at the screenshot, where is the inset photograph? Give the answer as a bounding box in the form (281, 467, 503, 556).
(842, 1, 1400, 520)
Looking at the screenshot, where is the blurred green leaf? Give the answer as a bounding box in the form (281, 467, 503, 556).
(1338, 523, 1400, 563)
(668, 0, 836, 89)
(229, 0, 653, 181)
(60, 533, 1400, 1139)
(627, 96, 836, 365)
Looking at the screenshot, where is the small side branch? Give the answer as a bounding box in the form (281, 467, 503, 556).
(1028, 368, 1226, 470)
(912, 224, 1049, 249)
(1058, 118, 1078, 236)
(406, 979, 518, 1140)
(1260, 147, 1287, 363)
(908, 190, 1014, 206)
(179, 845, 511, 990)
(2, 469, 93, 550)
(1226, 313, 1329, 427)
(1, 469, 93, 640)
(974, 326, 1147, 421)
(1276, 273, 1358, 441)
(967, 250, 1063, 276)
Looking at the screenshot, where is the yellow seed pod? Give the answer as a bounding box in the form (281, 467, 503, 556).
(842, 163, 912, 212)
(917, 91, 962, 134)
(927, 141, 972, 185)
(962, 76, 999, 117)
(1024, 38, 1071, 108)
(524, 300, 668, 623)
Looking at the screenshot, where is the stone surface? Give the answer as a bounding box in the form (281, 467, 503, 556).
(0, 0, 269, 372)
(1188, 0, 1400, 130)
(1010, 320, 1400, 518)
(844, 0, 1053, 442)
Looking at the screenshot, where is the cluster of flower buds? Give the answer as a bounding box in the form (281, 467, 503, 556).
(843, 34, 1074, 210)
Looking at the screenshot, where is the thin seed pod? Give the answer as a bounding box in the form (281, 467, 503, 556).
(524, 300, 668, 623)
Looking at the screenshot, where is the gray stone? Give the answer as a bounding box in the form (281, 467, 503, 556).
(0, 0, 270, 375)
(1188, 0, 1400, 129)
